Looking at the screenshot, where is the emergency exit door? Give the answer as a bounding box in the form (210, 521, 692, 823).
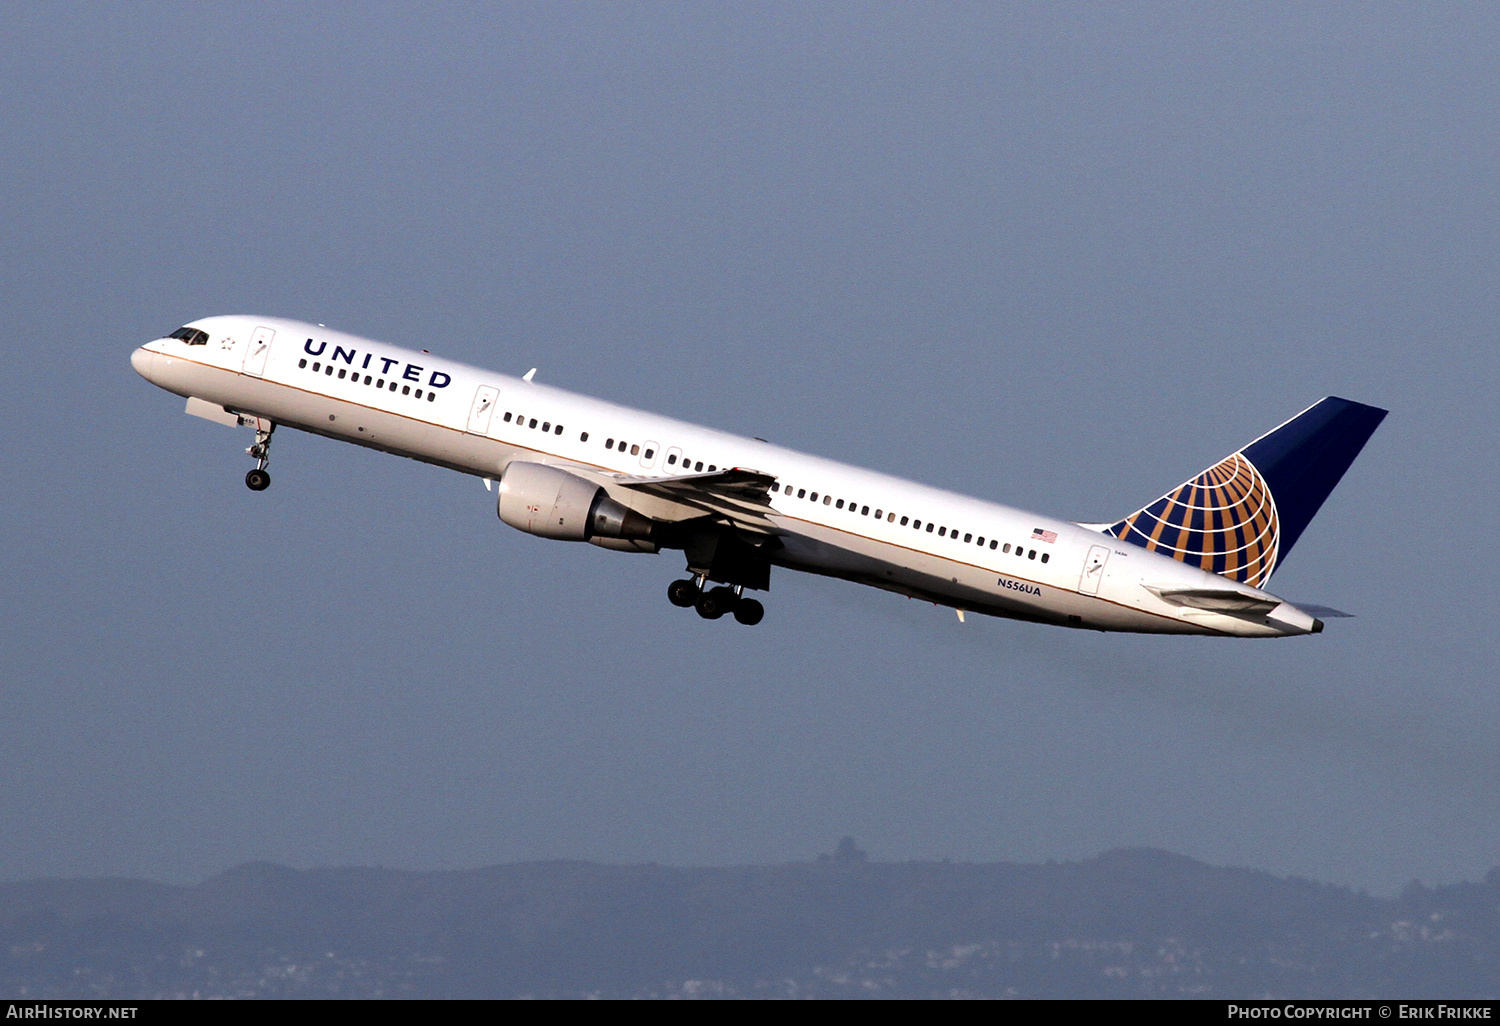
(467, 385, 500, 435)
(1078, 544, 1111, 596)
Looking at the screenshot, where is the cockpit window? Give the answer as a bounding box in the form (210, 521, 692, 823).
(168, 326, 209, 346)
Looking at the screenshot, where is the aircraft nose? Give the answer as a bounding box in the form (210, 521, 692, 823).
(131, 346, 158, 381)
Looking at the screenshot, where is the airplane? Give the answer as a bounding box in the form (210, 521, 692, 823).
(131, 316, 1386, 637)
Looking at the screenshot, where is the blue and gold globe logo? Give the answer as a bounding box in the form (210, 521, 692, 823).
(1107, 452, 1280, 587)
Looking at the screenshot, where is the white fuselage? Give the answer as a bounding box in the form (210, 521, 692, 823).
(132, 316, 1320, 637)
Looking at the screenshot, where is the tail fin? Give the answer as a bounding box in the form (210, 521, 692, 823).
(1103, 397, 1387, 586)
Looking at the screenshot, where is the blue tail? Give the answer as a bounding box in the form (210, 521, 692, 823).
(1104, 397, 1387, 586)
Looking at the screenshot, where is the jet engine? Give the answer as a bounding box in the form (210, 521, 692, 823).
(496, 461, 658, 552)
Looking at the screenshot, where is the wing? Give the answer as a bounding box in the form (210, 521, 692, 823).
(606, 467, 781, 534)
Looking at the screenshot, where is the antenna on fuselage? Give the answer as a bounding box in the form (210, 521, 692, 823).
(522, 368, 537, 382)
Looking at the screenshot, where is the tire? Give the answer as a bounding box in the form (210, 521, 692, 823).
(733, 598, 764, 626)
(696, 586, 735, 620)
(245, 468, 271, 491)
(667, 579, 698, 608)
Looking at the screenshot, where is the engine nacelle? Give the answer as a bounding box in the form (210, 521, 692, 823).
(589, 536, 660, 554)
(497, 462, 655, 548)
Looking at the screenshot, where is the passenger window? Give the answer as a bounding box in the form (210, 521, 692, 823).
(975, 536, 982, 545)
(874, 509, 882, 519)
(606, 439, 615, 449)
(1041, 553, 1050, 563)
(783, 484, 792, 495)
(299, 359, 307, 369)
(644, 448, 654, 459)
(861, 506, 869, 516)
(327, 366, 334, 375)
(708, 465, 716, 472)
(630, 444, 640, 456)
(427, 393, 435, 402)
(989, 539, 997, 550)
(313, 362, 321, 372)
(836, 499, 844, 509)
(580, 432, 589, 441)
(926, 523, 935, 533)
(938, 527, 946, 537)
(1003, 543, 1010, 553)
(669, 454, 678, 465)
(338, 369, 346, 379)
(556, 425, 563, 435)
(415, 389, 423, 399)
(797, 489, 806, 499)
(964, 533, 972, 543)
(402, 385, 410, 395)
(913, 520, 921, 529)
(900, 516, 909, 526)
(528, 418, 537, 428)
(376, 378, 384, 387)
(504, 413, 513, 422)
(542, 422, 551, 432)
(389, 381, 397, 391)
(695, 462, 703, 471)
(1028, 550, 1036, 559)
(887, 513, 895, 523)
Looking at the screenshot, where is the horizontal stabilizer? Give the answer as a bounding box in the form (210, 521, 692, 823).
(1144, 586, 1280, 615)
(1296, 603, 1354, 619)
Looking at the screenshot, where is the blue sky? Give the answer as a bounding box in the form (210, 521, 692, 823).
(1, 2, 1496, 893)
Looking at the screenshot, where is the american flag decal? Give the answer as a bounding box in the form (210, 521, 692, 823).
(1031, 528, 1057, 543)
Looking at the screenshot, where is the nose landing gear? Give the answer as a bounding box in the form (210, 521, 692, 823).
(666, 577, 766, 626)
(244, 421, 276, 491)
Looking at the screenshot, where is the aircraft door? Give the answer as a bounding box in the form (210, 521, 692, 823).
(242, 326, 275, 377)
(1078, 544, 1111, 596)
(467, 385, 500, 435)
(640, 440, 660, 470)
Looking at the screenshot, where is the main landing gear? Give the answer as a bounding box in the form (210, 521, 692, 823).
(667, 577, 765, 626)
(244, 421, 276, 491)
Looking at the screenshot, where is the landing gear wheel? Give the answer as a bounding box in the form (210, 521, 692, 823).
(242, 420, 276, 492)
(667, 579, 699, 608)
(696, 586, 736, 620)
(733, 598, 765, 626)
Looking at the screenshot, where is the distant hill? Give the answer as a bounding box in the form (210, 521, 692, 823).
(1, 848, 1496, 999)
